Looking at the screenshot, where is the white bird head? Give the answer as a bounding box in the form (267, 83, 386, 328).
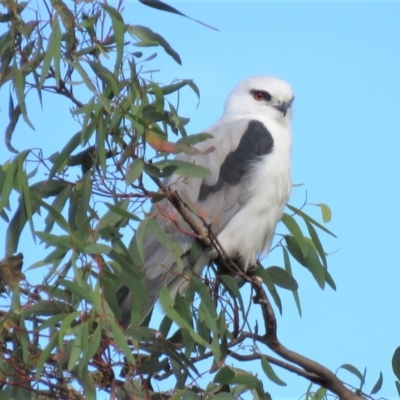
(224, 76, 294, 124)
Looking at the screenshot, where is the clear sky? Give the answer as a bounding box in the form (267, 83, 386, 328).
(1, 1, 400, 399)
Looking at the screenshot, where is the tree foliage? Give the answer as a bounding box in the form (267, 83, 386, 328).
(0, 1, 396, 399)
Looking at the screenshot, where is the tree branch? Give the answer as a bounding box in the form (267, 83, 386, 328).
(150, 176, 212, 246)
(228, 351, 326, 386)
(252, 280, 365, 400)
(153, 175, 365, 400)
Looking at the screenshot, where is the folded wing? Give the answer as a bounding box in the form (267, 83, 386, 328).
(117, 117, 274, 326)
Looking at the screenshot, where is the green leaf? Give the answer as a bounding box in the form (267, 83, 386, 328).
(198, 301, 221, 362)
(84, 243, 111, 254)
(6, 180, 67, 254)
(44, 185, 72, 233)
(285, 236, 325, 289)
(134, 218, 149, 265)
(148, 82, 165, 112)
(66, 60, 105, 107)
(138, 0, 218, 31)
(86, 60, 120, 97)
(282, 247, 301, 316)
(127, 25, 182, 64)
(191, 277, 216, 314)
(58, 311, 79, 350)
(305, 220, 327, 268)
(214, 394, 237, 400)
(230, 372, 259, 388)
(147, 218, 184, 271)
(59, 279, 91, 302)
(151, 193, 166, 203)
(104, 201, 140, 222)
(156, 159, 211, 178)
(109, 318, 136, 365)
(125, 158, 143, 185)
(35, 313, 67, 331)
(36, 330, 59, 379)
(186, 80, 201, 107)
(97, 198, 131, 232)
(150, 80, 188, 95)
(395, 381, 400, 397)
(5, 98, 20, 154)
(282, 213, 307, 256)
(13, 59, 34, 130)
(67, 330, 82, 371)
(49, 131, 81, 178)
(108, 251, 147, 311)
(255, 266, 282, 314)
(338, 363, 364, 384)
(39, 14, 62, 87)
(80, 96, 96, 144)
(315, 203, 332, 223)
(34, 195, 70, 233)
(0, 161, 17, 215)
(17, 318, 30, 364)
(108, 250, 139, 279)
(220, 275, 245, 316)
(311, 387, 327, 400)
(159, 285, 210, 349)
(261, 355, 286, 386)
(100, 3, 124, 72)
(392, 347, 400, 380)
(35, 231, 74, 249)
(172, 391, 201, 400)
(177, 133, 213, 146)
(143, 162, 162, 178)
(81, 320, 102, 367)
(304, 381, 313, 400)
(286, 204, 336, 238)
(370, 371, 383, 394)
(73, 173, 92, 231)
(52, 0, 75, 30)
(266, 266, 298, 291)
(16, 151, 34, 239)
(96, 114, 107, 173)
(324, 268, 336, 291)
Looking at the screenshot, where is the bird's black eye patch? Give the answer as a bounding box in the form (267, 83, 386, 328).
(251, 90, 272, 102)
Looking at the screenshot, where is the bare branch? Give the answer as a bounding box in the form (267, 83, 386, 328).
(252, 280, 365, 400)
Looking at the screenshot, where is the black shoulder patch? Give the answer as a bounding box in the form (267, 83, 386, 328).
(199, 120, 274, 201)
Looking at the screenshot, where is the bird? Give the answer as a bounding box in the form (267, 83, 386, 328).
(117, 75, 294, 327)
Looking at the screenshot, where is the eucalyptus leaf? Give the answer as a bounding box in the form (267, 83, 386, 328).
(338, 363, 365, 384)
(266, 266, 298, 291)
(370, 371, 383, 394)
(392, 347, 400, 381)
(261, 355, 286, 386)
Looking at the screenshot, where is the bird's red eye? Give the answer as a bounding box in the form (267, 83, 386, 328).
(253, 92, 265, 101)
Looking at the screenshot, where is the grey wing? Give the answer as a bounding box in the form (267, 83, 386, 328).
(196, 118, 275, 229)
(117, 118, 274, 326)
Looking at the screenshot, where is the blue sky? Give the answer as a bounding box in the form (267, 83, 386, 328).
(1, 1, 400, 399)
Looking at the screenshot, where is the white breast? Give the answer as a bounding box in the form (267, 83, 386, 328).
(216, 118, 292, 270)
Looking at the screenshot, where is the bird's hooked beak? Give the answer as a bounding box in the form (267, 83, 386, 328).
(273, 97, 294, 117)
